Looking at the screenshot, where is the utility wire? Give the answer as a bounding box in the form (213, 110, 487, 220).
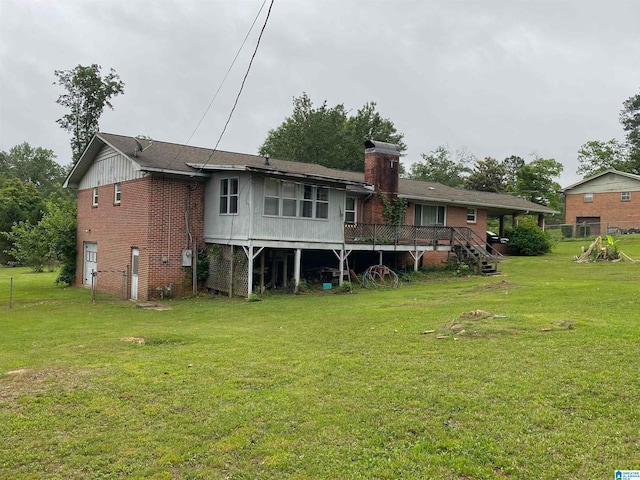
(183, 0, 268, 148)
(199, 0, 275, 172)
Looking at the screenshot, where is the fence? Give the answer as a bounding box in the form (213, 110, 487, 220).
(546, 222, 640, 239)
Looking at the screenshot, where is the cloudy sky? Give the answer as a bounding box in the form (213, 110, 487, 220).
(1, 0, 639, 186)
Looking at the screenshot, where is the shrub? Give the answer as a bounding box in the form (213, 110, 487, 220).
(506, 224, 553, 256)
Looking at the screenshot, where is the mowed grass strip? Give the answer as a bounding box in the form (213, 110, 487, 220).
(0, 236, 639, 479)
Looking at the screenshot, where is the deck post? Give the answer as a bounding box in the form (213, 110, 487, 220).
(247, 246, 254, 297)
(294, 249, 301, 293)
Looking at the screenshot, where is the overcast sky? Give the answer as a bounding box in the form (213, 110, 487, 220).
(1, 0, 639, 186)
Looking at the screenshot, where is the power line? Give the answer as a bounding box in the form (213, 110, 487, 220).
(183, 0, 269, 148)
(199, 0, 275, 172)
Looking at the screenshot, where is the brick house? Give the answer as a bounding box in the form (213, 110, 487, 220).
(64, 133, 556, 300)
(561, 169, 640, 235)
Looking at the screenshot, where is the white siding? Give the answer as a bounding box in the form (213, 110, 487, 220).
(78, 145, 143, 189)
(569, 173, 640, 194)
(204, 172, 347, 246)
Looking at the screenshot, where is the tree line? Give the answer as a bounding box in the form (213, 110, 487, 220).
(1, 62, 638, 272)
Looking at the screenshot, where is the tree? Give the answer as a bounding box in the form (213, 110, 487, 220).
(0, 143, 67, 198)
(3, 199, 76, 275)
(259, 93, 405, 171)
(54, 64, 125, 163)
(514, 157, 563, 210)
(464, 157, 507, 192)
(408, 145, 472, 187)
(620, 89, 640, 174)
(502, 155, 525, 190)
(577, 139, 629, 178)
(0, 178, 45, 264)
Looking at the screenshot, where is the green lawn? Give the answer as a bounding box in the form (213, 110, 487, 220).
(1, 237, 639, 479)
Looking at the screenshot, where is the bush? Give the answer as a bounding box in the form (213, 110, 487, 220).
(506, 224, 553, 256)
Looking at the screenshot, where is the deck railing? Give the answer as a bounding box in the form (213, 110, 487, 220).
(344, 223, 456, 247)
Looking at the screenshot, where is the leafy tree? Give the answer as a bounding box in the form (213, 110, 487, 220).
(464, 157, 507, 192)
(620, 89, 640, 174)
(54, 64, 125, 163)
(502, 155, 525, 190)
(259, 93, 405, 171)
(3, 199, 76, 275)
(514, 157, 563, 210)
(408, 145, 472, 187)
(0, 142, 67, 198)
(577, 139, 629, 178)
(0, 178, 45, 264)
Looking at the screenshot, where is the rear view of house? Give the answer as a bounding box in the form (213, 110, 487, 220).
(64, 133, 557, 301)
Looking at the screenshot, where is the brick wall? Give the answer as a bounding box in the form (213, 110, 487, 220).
(565, 191, 640, 226)
(76, 176, 205, 301)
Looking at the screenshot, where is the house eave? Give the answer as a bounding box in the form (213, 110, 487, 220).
(398, 193, 559, 215)
(187, 163, 369, 188)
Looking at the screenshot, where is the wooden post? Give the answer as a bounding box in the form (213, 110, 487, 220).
(247, 245, 254, 297)
(260, 250, 265, 293)
(283, 250, 288, 288)
(229, 245, 234, 298)
(294, 249, 301, 293)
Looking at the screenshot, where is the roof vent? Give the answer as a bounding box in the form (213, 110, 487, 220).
(264, 154, 270, 166)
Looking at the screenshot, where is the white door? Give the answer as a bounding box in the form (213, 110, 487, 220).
(131, 248, 139, 300)
(84, 242, 98, 286)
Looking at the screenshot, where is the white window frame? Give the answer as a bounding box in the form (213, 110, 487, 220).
(466, 208, 477, 224)
(584, 193, 593, 203)
(345, 197, 357, 223)
(220, 177, 239, 215)
(92, 187, 99, 207)
(263, 178, 280, 216)
(263, 179, 329, 220)
(114, 183, 121, 204)
(414, 204, 445, 226)
(621, 191, 631, 202)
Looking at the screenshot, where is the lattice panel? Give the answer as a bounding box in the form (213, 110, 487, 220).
(206, 245, 248, 297)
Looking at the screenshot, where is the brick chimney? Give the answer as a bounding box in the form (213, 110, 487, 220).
(362, 140, 401, 224)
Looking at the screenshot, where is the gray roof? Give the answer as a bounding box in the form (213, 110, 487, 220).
(64, 132, 558, 215)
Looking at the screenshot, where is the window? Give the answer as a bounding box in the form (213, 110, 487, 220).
(282, 181, 297, 217)
(114, 183, 121, 204)
(315, 186, 329, 219)
(92, 187, 99, 206)
(466, 208, 477, 223)
(621, 191, 631, 202)
(415, 204, 445, 226)
(345, 197, 356, 223)
(584, 193, 593, 203)
(220, 178, 239, 214)
(264, 179, 329, 219)
(264, 178, 280, 216)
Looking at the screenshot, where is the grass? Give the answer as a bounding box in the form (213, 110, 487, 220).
(1, 236, 639, 479)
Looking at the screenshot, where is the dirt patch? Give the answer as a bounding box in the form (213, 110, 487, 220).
(0, 367, 91, 403)
(477, 280, 517, 291)
(438, 309, 508, 339)
(135, 302, 172, 311)
(120, 336, 146, 344)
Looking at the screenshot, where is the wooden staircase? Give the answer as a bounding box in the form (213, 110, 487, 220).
(449, 228, 501, 275)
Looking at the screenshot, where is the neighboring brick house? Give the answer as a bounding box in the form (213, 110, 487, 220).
(64, 133, 556, 300)
(561, 169, 640, 235)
